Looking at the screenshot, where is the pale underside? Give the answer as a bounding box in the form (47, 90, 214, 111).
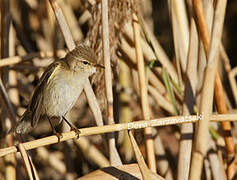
(41, 69, 90, 123)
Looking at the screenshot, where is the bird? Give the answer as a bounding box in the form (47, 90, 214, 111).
(10, 44, 103, 140)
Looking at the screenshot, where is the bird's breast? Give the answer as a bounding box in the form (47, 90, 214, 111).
(42, 70, 89, 117)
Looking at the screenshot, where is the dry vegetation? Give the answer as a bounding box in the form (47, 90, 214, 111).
(0, 0, 237, 179)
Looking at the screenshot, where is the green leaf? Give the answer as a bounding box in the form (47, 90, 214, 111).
(162, 68, 179, 115)
(209, 126, 220, 141)
(147, 60, 162, 68)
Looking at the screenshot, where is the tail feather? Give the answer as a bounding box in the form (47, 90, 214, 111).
(9, 110, 34, 134)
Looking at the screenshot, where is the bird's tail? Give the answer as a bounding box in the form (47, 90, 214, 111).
(9, 110, 34, 135)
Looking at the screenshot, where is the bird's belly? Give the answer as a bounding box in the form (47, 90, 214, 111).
(42, 74, 85, 117)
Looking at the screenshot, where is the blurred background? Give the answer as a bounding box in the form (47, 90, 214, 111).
(0, 0, 237, 179)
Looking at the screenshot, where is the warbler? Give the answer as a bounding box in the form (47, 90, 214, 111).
(10, 44, 103, 139)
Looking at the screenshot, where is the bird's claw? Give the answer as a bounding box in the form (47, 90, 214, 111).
(54, 132, 63, 142)
(71, 127, 80, 139)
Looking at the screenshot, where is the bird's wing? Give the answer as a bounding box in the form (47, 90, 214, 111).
(29, 60, 69, 127)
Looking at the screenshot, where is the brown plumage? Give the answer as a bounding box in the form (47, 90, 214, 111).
(10, 44, 103, 137)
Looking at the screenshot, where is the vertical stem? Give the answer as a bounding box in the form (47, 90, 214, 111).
(177, 4, 198, 179)
(18, 144, 34, 180)
(190, 0, 229, 179)
(49, 0, 75, 51)
(1, 1, 16, 179)
(101, 0, 122, 165)
(131, 1, 156, 172)
(192, 0, 234, 179)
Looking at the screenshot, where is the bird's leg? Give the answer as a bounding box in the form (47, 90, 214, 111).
(47, 117, 63, 142)
(62, 116, 80, 138)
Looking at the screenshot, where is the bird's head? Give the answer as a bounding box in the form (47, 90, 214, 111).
(66, 44, 104, 75)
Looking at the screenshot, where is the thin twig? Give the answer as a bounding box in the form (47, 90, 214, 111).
(190, 0, 228, 179)
(131, 2, 156, 172)
(177, 1, 198, 179)
(122, 22, 178, 83)
(128, 131, 165, 180)
(119, 37, 166, 95)
(0, 50, 66, 67)
(228, 67, 237, 106)
(101, 0, 122, 166)
(192, 0, 235, 179)
(1, 114, 237, 158)
(18, 144, 34, 180)
(119, 59, 134, 161)
(74, 137, 110, 168)
(58, 0, 83, 41)
(171, 0, 189, 72)
(49, 0, 75, 51)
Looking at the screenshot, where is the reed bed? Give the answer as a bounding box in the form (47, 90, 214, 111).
(0, 0, 237, 179)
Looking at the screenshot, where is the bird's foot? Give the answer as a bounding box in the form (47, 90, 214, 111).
(62, 116, 80, 139)
(71, 127, 80, 139)
(53, 131, 63, 142)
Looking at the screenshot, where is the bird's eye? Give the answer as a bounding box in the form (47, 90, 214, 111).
(82, 61, 89, 65)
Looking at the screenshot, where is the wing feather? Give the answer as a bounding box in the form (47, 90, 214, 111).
(29, 60, 68, 127)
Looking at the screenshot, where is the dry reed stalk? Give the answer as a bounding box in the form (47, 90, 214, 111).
(5, 135, 16, 180)
(177, 4, 198, 179)
(101, 0, 122, 165)
(0, 10, 17, 180)
(128, 131, 165, 180)
(119, 36, 179, 114)
(214, 72, 235, 179)
(127, 66, 175, 176)
(74, 137, 110, 168)
(122, 23, 178, 83)
(28, 156, 40, 180)
(190, 0, 227, 179)
(8, 71, 19, 107)
(1, 114, 237, 158)
(228, 67, 237, 106)
(204, 159, 211, 180)
(135, 14, 179, 83)
(0, 48, 66, 67)
(49, 0, 75, 50)
(207, 137, 226, 180)
(0, 0, 16, 126)
(190, 54, 217, 180)
(48, 0, 104, 127)
(119, 37, 166, 95)
(122, 19, 184, 107)
(154, 134, 173, 180)
(119, 59, 134, 161)
(58, 0, 83, 41)
(171, 0, 189, 72)
(18, 144, 36, 180)
(78, 10, 92, 25)
(8, 22, 19, 112)
(45, 0, 55, 51)
(170, 2, 183, 87)
(148, 85, 174, 115)
(37, 147, 66, 173)
(197, 3, 226, 179)
(1, 4, 17, 177)
(195, 0, 213, 99)
(4, 23, 18, 180)
(35, 35, 53, 52)
(131, 1, 156, 172)
(220, 44, 231, 74)
(193, 0, 235, 179)
(219, 45, 237, 106)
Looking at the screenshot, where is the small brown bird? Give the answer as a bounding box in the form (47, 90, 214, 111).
(11, 44, 103, 139)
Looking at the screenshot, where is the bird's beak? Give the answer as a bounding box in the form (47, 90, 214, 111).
(95, 64, 105, 69)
